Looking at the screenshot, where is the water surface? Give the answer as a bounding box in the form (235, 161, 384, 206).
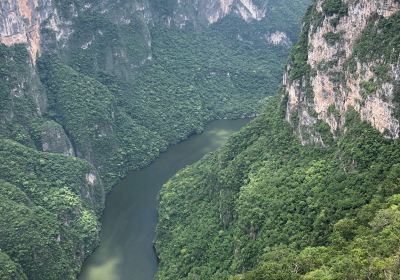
(79, 119, 250, 280)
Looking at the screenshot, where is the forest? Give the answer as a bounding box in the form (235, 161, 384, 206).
(0, 0, 310, 278)
(155, 1, 400, 279)
(4, 0, 399, 279)
(156, 95, 400, 279)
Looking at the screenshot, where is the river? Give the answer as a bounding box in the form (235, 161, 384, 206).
(78, 119, 250, 280)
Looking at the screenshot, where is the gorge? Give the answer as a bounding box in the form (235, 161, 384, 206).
(1, 0, 400, 279)
(155, 0, 400, 279)
(0, 0, 309, 279)
(79, 119, 249, 280)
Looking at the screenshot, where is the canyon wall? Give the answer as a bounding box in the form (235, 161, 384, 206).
(0, 0, 270, 63)
(285, 0, 400, 144)
(0, 0, 68, 63)
(0, 1, 309, 278)
(165, 0, 267, 26)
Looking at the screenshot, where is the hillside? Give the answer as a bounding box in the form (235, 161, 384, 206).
(0, 0, 310, 279)
(155, 1, 400, 279)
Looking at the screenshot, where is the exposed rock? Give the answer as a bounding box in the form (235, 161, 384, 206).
(266, 31, 292, 47)
(162, 0, 267, 27)
(1, 0, 270, 63)
(40, 120, 75, 157)
(83, 171, 105, 214)
(0, 0, 65, 63)
(285, 0, 400, 143)
(86, 172, 97, 186)
(206, 0, 267, 23)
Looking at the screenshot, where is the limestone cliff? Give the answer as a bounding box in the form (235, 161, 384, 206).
(0, 0, 67, 63)
(0, 1, 310, 278)
(40, 120, 75, 156)
(162, 0, 267, 26)
(0, 0, 296, 164)
(0, 0, 270, 63)
(285, 0, 400, 144)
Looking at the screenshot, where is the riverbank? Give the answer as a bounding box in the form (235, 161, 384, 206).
(79, 119, 250, 280)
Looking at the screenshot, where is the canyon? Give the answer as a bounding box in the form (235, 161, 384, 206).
(0, 0, 309, 279)
(2, 0, 399, 279)
(285, 0, 400, 143)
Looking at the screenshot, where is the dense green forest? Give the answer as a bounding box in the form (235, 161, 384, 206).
(155, 2, 400, 279)
(40, 11, 303, 187)
(0, 139, 102, 279)
(0, 0, 310, 278)
(156, 95, 400, 279)
(36, 16, 296, 189)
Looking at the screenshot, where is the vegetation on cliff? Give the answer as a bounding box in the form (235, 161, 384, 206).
(0, 0, 310, 278)
(156, 95, 400, 279)
(155, 1, 400, 279)
(0, 140, 102, 279)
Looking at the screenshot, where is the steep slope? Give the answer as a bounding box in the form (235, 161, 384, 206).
(1, 0, 310, 185)
(155, 0, 400, 279)
(0, 0, 310, 279)
(286, 0, 400, 143)
(0, 140, 103, 279)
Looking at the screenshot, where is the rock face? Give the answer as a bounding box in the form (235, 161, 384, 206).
(209, 0, 267, 22)
(168, 0, 267, 26)
(266, 31, 292, 47)
(0, 0, 269, 63)
(0, 0, 309, 278)
(0, 0, 65, 63)
(284, 0, 400, 144)
(0, 0, 42, 62)
(0, 0, 287, 165)
(40, 120, 75, 156)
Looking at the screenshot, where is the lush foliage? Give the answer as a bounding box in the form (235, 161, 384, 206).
(0, 44, 28, 113)
(0, 140, 102, 279)
(156, 97, 400, 279)
(323, 31, 343, 46)
(37, 1, 309, 188)
(38, 57, 165, 187)
(288, 3, 317, 81)
(348, 11, 400, 115)
(0, 251, 27, 280)
(235, 194, 400, 279)
(351, 11, 400, 64)
(0, 44, 45, 147)
(321, 0, 348, 17)
(0, 0, 309, 278)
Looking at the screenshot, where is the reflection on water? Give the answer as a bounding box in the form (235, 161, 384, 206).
(79, 119, 250, 280)
(82, 257, 121, 280)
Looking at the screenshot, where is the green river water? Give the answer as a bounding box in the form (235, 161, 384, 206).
(79, 119, 250, 280)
